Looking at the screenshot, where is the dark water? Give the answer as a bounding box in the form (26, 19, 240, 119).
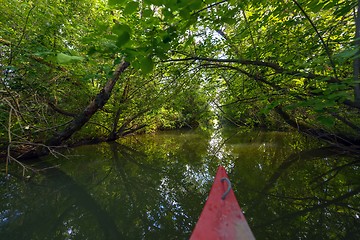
(1, 128, 359, 239)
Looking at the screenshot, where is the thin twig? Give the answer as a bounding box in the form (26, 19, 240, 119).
(6, 108, 12, 175)
(10, 5, 36, 65)
(11, 141, 70, 159)
(292, 0, 338, 78)
(193, 0, 228, 16)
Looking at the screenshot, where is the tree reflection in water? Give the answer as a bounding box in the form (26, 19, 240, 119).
(0, 128, 359, 239)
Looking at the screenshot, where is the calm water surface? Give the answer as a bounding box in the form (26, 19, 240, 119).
(1, 128, 359, 239)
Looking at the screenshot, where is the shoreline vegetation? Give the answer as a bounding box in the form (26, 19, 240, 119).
(2, 0, 360, 163)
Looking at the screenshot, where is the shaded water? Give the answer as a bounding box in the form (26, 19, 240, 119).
(1, 128, 359, 239)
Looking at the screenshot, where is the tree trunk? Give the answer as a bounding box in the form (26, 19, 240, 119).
(46, 61, 130, 146)
(274, 106, 358, 146)
(108, 83, 130, 141)
(21, 61, 130, 158)
(354, 0, 360, 104)
(107, 108, 149, 141)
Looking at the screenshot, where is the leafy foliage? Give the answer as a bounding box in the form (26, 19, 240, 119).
(1, 0, 360, 159)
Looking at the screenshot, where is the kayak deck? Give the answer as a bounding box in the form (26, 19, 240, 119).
(190, 166, 255, 240)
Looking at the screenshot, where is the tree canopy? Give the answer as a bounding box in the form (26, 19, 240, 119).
(1, 0, 360, 160)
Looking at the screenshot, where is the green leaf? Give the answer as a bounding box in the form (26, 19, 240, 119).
(311, 3, 323, 13)
(308, 2, 323, 13)
(33, 51, 54, 57)
(112, 23, 131, 35)
(162, 34, 172, 44)
(316, 115, 335, 127)
(162, 8, 174, 20)
(114, 57, 122, 65)
(204, 0, 218, 3)
(260, 99, 283, 114)
(163, 0, 178, 10)
(188, 0, 202, 11)
(124, 1, 139, 15)
(123, 48, 138, 61)
(108, 0, 127, 6)
(56, 53, 84, 64)
(104, 34, 118, 41)
(323, 1, 336, 10)
(326, 91, 348, 101)
(132, 59, 141, 70)
(222, 17, 237, 25)
(112, 24, 131, 47)
(144, 0, 163, 6)
(139, 56, 154, 74)
(334, 48, 358, 64)
(155, 42, 170, 59)
(116, 31, 131, 47)
(87, 46, 97, 55)
(179, 8, 191, 19)
(313, 100, 336, 112)
(334, 3, 355, 18)
(99, 41, 118, 53)
(142, 9, 153, 18)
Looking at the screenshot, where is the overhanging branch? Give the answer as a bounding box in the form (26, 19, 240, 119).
(166, 56, 339, 82)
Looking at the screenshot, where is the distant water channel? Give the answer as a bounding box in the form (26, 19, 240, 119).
(1, 128, 359, 239)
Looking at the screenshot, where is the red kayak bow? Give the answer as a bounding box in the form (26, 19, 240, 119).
(190, 166, 255, 240)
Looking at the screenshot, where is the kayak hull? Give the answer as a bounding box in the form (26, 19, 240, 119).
(190, 166, 255, 240)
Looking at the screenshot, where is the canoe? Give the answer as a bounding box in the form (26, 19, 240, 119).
(190, 166, 255, 240)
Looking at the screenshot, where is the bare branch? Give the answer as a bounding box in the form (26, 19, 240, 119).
(193, 0, 228, 16)
(292, 0, 338, 78)
(47, 102, 76, 117)
(166, 56, 339, 82)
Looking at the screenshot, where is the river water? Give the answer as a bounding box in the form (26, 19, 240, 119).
(1, 128, 359, 239)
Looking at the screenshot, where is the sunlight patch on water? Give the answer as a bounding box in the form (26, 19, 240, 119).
(208, 130, 226, 161)
(183, 164, 212, 194)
